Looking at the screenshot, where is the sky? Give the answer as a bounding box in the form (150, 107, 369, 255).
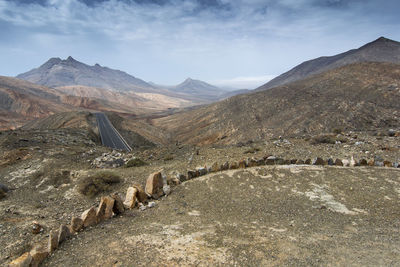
(0, 0, 399, 89)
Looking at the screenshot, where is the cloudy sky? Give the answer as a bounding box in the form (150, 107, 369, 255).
(0, 0, 399, 89)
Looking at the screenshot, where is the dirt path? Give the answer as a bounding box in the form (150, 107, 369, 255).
(43, 165, 400, 266)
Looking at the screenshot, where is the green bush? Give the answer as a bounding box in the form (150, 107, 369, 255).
(78, 171, 121, 198)
(126, 158, 147, 168)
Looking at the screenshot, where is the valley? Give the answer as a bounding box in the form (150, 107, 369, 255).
(1, 36, 400, 266)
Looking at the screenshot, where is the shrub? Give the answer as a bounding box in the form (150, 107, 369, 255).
(163, 154, 174, 161)
(244, 147, 261, 154)
(78, 171, 121, 198)
(311, 134, 336, 145)
(126, 158, 147, 168)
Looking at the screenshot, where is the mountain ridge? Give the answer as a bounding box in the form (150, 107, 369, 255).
(258, 37, 400, 90)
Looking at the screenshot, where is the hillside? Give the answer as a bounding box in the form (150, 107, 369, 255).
(260, 37, 400, 90)
(154, 62, 400, 145)
(0, 76, 72, 129)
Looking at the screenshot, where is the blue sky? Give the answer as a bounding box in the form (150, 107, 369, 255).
(0, 0, 399, 89)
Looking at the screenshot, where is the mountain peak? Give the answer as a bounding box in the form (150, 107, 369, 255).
(40, 57, 62, 69)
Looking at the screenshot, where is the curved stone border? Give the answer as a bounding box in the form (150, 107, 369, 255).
(8, 155, 399, 266)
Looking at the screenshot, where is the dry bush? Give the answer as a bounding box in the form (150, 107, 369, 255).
(78, 171, 121, 198)
(311, 134, 336, 144)
(244, 147, 261, 154)
(126, 158, 147, 168)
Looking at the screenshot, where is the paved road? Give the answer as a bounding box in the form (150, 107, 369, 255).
(95, 113, 132, 152)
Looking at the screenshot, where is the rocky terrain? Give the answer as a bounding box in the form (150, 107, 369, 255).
(0, 125, 399, 266)
(260, 37, 400, 90)
(154, 62, 400, 145)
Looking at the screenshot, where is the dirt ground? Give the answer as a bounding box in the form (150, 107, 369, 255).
(0, 128, 399, 266)
(42, 165, 400, 266)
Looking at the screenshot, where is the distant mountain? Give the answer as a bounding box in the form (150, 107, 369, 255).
(167, 78, 227, 101)
(154, 62, 400, 145)
(17, 56, 157, 93)
(259, 37, 400, 90)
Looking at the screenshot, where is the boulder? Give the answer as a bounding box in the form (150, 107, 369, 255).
(176, 173, 187, 182)
(296, 159, 305, 165)
(111, 194, 125, 215)
(48, 229, 59, 253)
(229, 162, 238, 169)
(58, 224, 71, 244)
(265, 156, 277, 165)
(133, 184, 147, 203)
(197, 167, 208, 176)
(342, 159, 350, 167)
(30, 245, 49, 267)
(9, 252, 32, 267)
(145, 171, 164, 199)
(210, 162, 220, 172)
(368, 159, 375, 166)
(256, 158, 265, 166)
(312, 157, 325, 165)
(290, 159, 297, 164)
(221, 161, 230, 171)
(359, 159, 368, 166)
(81, 207, 97, 227)
(247, 158, 257, 167)
(238, 159, 247, 168)
(167, 176, 181, 186)
(335, 159, 343, 166)
(375, 161, 384, 167)
(394, 162, 399, 168)
(96, 196, 115, 221)
(383, 161, 392, 167)
(327, 158, 334, 166)
(304, 159, 312, 165)
(71, 217, 84, 232)
(123, 187, 138, 209)
(350, 156, 356, 167)
(187, 170, 197, 180)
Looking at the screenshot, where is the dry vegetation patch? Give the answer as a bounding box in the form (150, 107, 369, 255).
(77, 171, 121, 198)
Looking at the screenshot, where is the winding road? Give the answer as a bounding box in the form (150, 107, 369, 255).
(95, 113, 132, 152)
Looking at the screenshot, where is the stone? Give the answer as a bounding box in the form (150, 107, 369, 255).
(283, 159, 291, 165)
(145, 171, 164, 199)
(335, 159, 343, 166)
(48, 229, 59, 253)
(167, 176, 181, 186)
(342, 159, 350, 167)
(368, 159, 375, 166)
(32, 221, 43, 234)
(247, 158, 257, 167)
(290, 159, 297, 164)
(187, 170, 197, 180)
(163, 184, 171, 196)
(148, 202, 156, 208)
(394, 162, 399, 168)
(210, 162, 220, 172)
(375, 161, 384, 167)
(350, 156, 356, 167)
(265, 156, 277, 165)
(30, 245, 49, 267)
(238, 159, 247, 168)
(312, 157, 325, 165)
(304, 159, 312, 165)
(359, 159, 368, 166)
(81, 207, 97, 227)
(221, 161, 230, 171)
(197, 167, 208, 176)
(229, 162, 238, 169)
(96, 196, 115, 221)
(256, 158, 265, 166)
(327, 158, 334, 166)
(71, 217, 84, 232)
(9, 252, 32, 267)
(296, 159, 305, 165)
(58, 224, 71, 244)
(123, 187, 138, 209)
(111, 194, 125, 215)
(383, 161, 392, 167)
(133, 184, 147, 203)
(176, 173, 187, 182)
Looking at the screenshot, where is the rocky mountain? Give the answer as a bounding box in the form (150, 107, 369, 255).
(259, 37, 400, 90)
(154, 62, 400, 145)
(167, 78, 228, 102)
(17, 56, 157, 93)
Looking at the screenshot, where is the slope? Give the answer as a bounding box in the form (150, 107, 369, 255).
(154, 62, 400, 145)
(260, 37, 400, 90)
